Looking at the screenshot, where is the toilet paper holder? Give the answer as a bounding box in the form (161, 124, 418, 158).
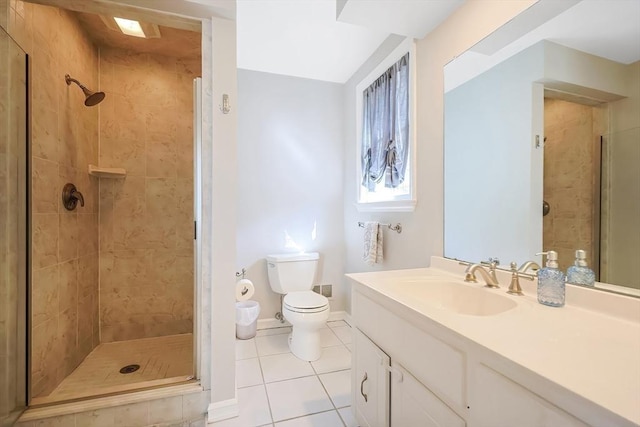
(235, 268, 251, 298)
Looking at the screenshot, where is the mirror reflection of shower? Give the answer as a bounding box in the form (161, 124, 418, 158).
(64, 74, 105, 106)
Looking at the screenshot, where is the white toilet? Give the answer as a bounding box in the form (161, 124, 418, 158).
(266, 252, 329, 361)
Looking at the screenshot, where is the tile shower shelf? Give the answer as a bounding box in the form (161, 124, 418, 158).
(88, 164, 127, 178)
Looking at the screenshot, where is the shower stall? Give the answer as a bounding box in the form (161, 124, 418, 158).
(1, 1, 202, 411)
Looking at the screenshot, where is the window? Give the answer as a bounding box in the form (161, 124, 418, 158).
(356, 38, 416, 212)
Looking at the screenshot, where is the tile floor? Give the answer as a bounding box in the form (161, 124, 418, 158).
(213, 321, 357, 427)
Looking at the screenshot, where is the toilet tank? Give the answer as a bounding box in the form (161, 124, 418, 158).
(266, 252, 319, 294)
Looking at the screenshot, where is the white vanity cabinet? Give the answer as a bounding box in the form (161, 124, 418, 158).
(352, 328, 390, 427)
(351, 288, 618, 427)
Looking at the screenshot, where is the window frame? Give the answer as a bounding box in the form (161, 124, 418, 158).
(355, 37, 417, 213)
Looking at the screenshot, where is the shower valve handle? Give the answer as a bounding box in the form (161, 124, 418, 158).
(62, 183, 84, 211)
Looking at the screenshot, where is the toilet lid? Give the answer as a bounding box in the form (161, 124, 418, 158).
(284, 291, 328, 310)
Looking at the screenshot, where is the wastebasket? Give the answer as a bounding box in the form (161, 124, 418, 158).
(235, 300, 260, 339)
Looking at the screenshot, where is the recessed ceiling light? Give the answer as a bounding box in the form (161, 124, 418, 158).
(113, 17, 146, 38)
(100, 15, 162, 39)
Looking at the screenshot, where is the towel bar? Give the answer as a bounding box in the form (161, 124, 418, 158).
(358, 221, 402, 234)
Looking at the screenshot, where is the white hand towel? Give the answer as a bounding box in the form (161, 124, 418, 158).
(363, 221, 383, 266)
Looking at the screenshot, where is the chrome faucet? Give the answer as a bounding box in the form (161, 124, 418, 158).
(464, 260, 500, 288)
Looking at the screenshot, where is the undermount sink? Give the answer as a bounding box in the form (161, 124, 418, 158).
(396, 279, 517, 316)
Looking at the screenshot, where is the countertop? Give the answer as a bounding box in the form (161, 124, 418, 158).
(347, 257, 640, 426)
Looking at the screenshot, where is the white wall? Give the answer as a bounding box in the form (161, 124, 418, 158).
(342, 35, 416, 277)
(236, 70, 345, 320)
(205, 16, 238, 416)
(234, 1, 540, 318)
(342, 2, 537, 312)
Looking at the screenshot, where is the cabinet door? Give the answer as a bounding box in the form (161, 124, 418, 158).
(470, 364, 588, 427)
(353, 328, 390, 427)
(391, 363, 465, 427)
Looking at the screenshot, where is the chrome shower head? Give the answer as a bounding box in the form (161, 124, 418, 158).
(65, 74, 105, 107)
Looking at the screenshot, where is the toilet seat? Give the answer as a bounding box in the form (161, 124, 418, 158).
(284, 291, 329, 313)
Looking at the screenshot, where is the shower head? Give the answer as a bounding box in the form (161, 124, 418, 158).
(65, 74, 105, 107)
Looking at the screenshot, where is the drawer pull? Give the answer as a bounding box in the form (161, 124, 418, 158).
(360, 372, 368, 402)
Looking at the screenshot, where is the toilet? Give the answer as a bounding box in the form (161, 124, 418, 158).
(266, 252, 329, 361)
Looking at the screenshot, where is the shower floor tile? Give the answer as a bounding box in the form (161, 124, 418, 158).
(31, 333, 193, 405)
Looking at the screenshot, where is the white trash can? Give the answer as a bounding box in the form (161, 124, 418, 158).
(236, 300, 260, 339)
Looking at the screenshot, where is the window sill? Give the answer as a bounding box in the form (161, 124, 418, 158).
(355, 200, 416, 213)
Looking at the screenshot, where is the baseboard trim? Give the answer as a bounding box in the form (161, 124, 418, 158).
(207, 397, 238, 423)
(328, 310, 348, 323)
(257, 310, 349, 331)
(257, 317, 290, 330)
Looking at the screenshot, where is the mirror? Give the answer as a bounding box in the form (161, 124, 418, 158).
(444, 0, 640, 294)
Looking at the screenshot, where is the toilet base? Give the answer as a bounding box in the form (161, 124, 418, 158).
(288, 329, 322, 361)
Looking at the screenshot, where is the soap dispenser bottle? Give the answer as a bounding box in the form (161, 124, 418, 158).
(536, 250, 565, 307)
(566, 249, 595, 287)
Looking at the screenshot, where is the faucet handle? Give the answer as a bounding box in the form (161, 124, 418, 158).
(481, 257, 500, 269)
(507, 261, 534, 296)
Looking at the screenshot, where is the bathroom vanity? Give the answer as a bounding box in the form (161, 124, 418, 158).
(347, 257, 640, 427)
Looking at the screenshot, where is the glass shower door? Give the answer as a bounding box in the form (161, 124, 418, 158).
(0, 27, 28, 427)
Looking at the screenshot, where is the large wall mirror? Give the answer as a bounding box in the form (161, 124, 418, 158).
(444, 0, 639, 295)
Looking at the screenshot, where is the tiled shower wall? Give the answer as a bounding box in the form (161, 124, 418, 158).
(6, 2, 101, 398)
(543, 98, 606, 272)
(98, 48, 198, 342)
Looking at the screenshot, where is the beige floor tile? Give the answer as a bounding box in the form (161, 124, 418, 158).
(32, 333, 193, 404)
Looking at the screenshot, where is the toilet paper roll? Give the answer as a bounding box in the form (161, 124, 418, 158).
(236, 279, 255, 301)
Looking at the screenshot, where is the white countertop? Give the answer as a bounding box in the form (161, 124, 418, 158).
(347, 258, 640, 426)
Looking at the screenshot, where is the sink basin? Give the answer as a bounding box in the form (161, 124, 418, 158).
(394, 279, 517, 316)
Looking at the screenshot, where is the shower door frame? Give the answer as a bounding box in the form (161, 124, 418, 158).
(193, 77, 203, 383)
(0, 28, 29, 426)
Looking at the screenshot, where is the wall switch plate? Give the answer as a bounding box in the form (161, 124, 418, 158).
(321, 284, 332, 298)
(313, 285, 321, 294)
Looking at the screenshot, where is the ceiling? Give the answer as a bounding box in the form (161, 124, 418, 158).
(41, 0, 466, 83)
(446, 0, 640, 92)
(236, 0, 464, 83)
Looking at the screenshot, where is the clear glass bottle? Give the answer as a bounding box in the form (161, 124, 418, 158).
(566, 249, 596, 287)
(536, 250, 565, 307)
